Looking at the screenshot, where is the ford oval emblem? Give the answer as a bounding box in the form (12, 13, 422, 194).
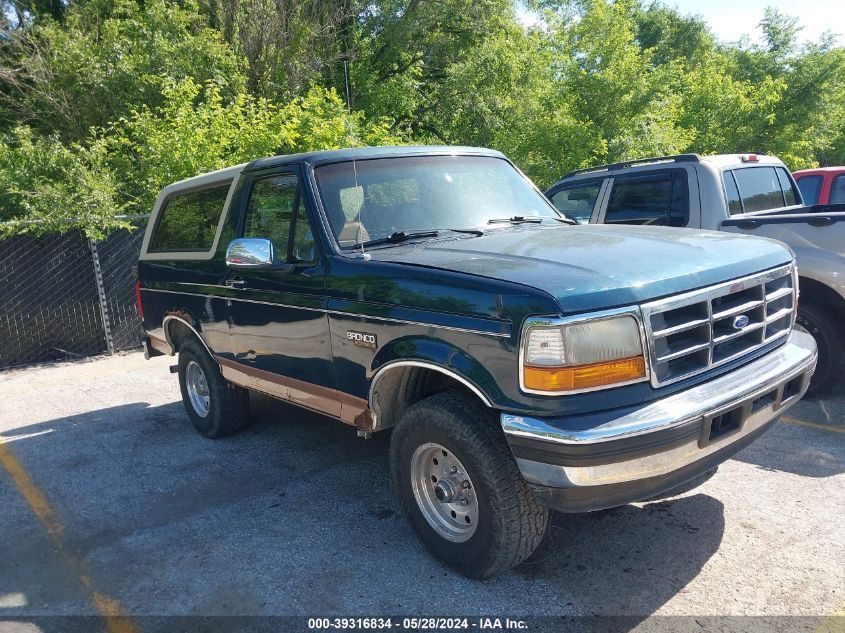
(733, 314, 750, 330)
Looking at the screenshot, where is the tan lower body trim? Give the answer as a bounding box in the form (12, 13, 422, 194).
(214, 356, 368, 426)
(148, 334, 171, 355)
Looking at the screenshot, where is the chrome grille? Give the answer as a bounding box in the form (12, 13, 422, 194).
(641, 264, 796, 387)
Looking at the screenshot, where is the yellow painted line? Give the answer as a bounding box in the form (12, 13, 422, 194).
(0, 437, 138, 633)
(813, 598, 845, 633)
(780, 416, 845, 434)
(0, 440, 65, 541)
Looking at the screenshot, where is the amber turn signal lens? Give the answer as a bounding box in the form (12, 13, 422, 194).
(523, 356, 646, 392)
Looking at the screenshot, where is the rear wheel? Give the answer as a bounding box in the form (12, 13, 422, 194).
(177, 338, 249, 438)
(796, 304, 844, 396)
(390, 391, 548, 579)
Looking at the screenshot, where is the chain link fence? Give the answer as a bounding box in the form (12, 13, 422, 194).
(0, 218, 149, 370)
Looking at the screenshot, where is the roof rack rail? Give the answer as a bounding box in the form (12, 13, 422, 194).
(560, 153, 703, 180)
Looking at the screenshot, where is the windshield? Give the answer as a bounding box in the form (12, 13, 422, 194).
(313, 155, 560, 248)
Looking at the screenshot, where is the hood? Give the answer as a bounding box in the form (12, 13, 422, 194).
(367, 224, 793, 314)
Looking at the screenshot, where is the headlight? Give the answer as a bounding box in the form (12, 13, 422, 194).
(521, 314, 647, 393)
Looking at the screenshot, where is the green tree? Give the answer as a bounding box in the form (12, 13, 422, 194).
(0, 0, 246, 140)
(0, 126, 128, 238)
(100, 79, 400, 216)
(632, 2, 714, 66)
(433, 24, 600, 186)
(0, 79, 400, 237)
(548, 0, 693, 163)
(350, 0, 518, 139)
(719, 9, 845, 167)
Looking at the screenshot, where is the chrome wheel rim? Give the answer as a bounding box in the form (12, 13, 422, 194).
(185, 360, 210, 417)
(410, 442, 478, 542)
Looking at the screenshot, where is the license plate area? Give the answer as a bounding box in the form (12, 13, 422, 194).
(700, 403, 749, 448)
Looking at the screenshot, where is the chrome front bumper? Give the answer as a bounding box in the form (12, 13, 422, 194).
(502, 330, 817, 512)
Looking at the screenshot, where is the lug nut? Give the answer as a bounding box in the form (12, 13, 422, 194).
(462, 480, 471, 489)
(449, 466, 458, 474)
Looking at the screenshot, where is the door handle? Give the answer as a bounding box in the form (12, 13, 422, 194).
(225, 277, 246, 288)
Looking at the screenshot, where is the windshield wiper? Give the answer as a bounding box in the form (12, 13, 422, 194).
(360, 230, 440, 248)
(443, 228, 485, 236)
(487, 216, 544, 225)
(551, 215, 578, 225)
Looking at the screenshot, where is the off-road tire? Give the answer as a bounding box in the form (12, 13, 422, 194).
(390, 391, 549, 579)
(797, 303, 844, 396)
(177, 338, 249, 438)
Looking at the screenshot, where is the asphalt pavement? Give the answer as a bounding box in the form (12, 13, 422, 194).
(0, 352, 842, 632)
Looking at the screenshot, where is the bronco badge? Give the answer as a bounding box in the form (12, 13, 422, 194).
(346, 330, 378, 350)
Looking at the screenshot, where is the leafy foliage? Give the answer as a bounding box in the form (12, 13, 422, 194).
(102, 79, 399, 214)
(0, 80, 399, 234)
(1, 0, 844, 236)
(0, 0, 246, 139)
(0, 126, 128, 239)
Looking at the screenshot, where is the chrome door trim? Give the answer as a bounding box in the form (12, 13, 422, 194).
(590, 177, 613, 223)
(594, 177, 615, 223)
(143, 287, 511, 338)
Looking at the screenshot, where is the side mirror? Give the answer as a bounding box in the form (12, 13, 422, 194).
(225, 238, 290, 270)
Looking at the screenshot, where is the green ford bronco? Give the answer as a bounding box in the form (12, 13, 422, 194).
(136, 146, 817, 578)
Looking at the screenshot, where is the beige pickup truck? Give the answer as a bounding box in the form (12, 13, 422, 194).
(547, 153, 845, 395)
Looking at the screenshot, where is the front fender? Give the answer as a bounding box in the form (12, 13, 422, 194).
(792, 246, 845, 304)
(370, 335, 507, 408)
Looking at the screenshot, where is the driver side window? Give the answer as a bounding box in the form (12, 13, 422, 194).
(243, 174, 316, 263)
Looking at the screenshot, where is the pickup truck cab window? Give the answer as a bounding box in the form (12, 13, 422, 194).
(776, 168, 799, 206)
(830, 174, 845, 204)
(793, 167, 845, 207)
(314, 155, 560, 248)
(796, 174, 823, 205)
(726, 166, 797, 213)
(243, 173, 316, 263)
(150, 183, 231, 252)
(547, 179, 603, 224)
(603, 170, 689, 227)
(724, 170, 743, 214)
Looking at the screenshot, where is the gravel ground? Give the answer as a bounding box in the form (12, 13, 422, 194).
(0, 352, 842, 631)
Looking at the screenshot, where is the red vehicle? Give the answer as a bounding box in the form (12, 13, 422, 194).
(793, 167, 845, 205)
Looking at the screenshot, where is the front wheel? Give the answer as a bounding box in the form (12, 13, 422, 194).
(796, 304, 844, 396)
(390, 391, 549, 579)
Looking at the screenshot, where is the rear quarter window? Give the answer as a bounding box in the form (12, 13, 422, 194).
(150, 183, 231, 252)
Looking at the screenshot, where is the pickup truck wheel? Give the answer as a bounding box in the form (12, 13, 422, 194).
(390, 391, 548, 579)
(796, 304, 844, 396)
(177, 339, 249, 438)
